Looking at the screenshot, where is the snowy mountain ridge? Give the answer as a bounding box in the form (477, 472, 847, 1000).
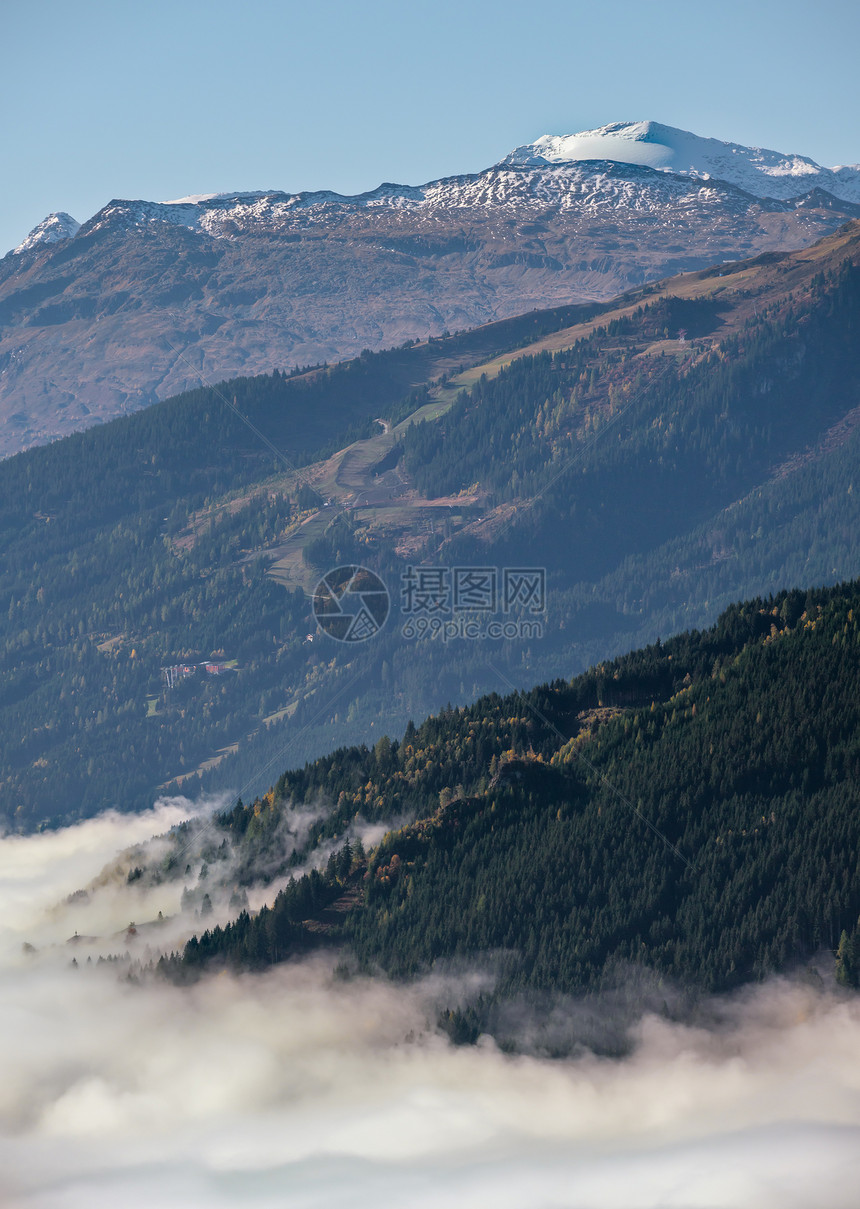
(11, 121, 859, 255)
(2, 120, 858, 459)
(74, 166, 754, 243)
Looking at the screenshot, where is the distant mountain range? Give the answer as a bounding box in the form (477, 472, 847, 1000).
(1, 121, 858, 457)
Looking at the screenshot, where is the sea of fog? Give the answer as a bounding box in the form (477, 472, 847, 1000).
(1, 803, 859, 1208)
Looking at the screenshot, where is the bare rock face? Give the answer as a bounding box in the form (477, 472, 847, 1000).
(2, 140, 858, 458)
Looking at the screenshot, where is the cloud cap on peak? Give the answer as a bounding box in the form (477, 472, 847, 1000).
(501, 120, 860, 203)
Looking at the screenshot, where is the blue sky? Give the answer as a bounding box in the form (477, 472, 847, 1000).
(2, 0, 859, 254)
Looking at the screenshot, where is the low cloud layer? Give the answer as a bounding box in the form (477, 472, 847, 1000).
(1, 808, 860, 1208)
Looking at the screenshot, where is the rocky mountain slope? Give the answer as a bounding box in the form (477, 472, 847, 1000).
(1, 121, 858, 457)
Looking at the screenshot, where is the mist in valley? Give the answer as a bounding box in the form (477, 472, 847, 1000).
(2, 805, 859, 1209)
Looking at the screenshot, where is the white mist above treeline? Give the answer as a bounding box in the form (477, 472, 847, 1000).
(1, 806, 860, 1207)
(13, 120, 860, 255)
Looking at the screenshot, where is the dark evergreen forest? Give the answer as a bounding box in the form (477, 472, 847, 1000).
(165, 579, 860, 1013)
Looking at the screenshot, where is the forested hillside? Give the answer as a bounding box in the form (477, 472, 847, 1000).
(4, 224, 860, 830)
(401, 260, 860, 574)
(204, 230, 860, 804)
(0, 306, 594, 827)
(170, 579, 860, 1020)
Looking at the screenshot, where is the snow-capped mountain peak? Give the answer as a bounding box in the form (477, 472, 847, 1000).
(501, 121, 860, 203)
(2, 119, 858, 459)
(13, 212, 81, 255)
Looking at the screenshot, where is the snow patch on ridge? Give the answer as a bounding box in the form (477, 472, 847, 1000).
(163, 192, 224, 205)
